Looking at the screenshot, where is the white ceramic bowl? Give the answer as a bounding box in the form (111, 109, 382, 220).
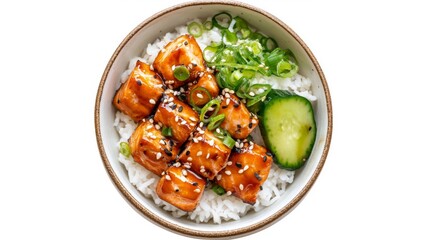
(95, 1, 332, 238)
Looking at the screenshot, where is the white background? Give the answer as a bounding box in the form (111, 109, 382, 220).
(1, 0, 425, 239)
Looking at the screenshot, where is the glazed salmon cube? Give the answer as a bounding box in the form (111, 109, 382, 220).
(154, 90, 199, 146)
(156, 165, 206, 212)
(186, 71, 220, 107)
(217, 93, 259, 139)
(129, 119, 179, 176)
(113, 61, 164, 122)
(216, 141, 272, 205)
(179, 128, 232, 180)
(153, 34, 205, 89)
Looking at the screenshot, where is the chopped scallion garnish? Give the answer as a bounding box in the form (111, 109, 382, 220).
(212, 12, 232, 29)
(173, 65, 190, 81)
(207, 114, 225, 130)
(212, 184, 226, 196)
(199, 98, 221, 122)
(187, 22, 203, 37)
(119, 142, 131, 158)
(161, 127, 173, 137)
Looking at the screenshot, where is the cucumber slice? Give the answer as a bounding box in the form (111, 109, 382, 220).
(259, 91, 316, 170)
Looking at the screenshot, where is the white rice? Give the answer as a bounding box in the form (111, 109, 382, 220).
(114, 19, 315, 224)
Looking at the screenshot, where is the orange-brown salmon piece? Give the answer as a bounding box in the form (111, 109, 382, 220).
(153, 34, 205, 89)
(156, 165, 206, 212)
(179, 128, 232, 180)
(216, 142, 272, 205)
(217, 94, 259, 139)
(129, 120, 179, 176)
(113, 61, 164, 122)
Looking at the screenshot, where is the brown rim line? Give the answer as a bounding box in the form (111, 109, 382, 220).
(95, 0, 332, 238)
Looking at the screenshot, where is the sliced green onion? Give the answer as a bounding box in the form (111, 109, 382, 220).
(203, 46, 218, 63)
(173, 65, 190, 81)
(265, 38, 278, 51)
(222, 29, 238, 45)
(246, 84, 272, 99)
(276, 60, 298, 78)
(212, 12, 232, 29)
(189, 87, 212, 109)
(212, 184, 226, 196)
(239, 28, 251, 39)
(199, 98, 221, 122)
(249, 32, 265, 41)
(188, 22, 203, 37)
(207, 114, 225, 130)
(203, 20, 213, 30)
(208, 62, 262, 71)
(242, 69, 256, 79)
(161, 127, 173, 137)
(213, 128, 236, 149)
(119, 142, 131, 158)
(222, 134, 236, 149)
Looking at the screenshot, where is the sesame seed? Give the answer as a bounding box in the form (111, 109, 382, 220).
(196, 93, 203, 99)
(248, 92, 255, 97)
(208, 139, 214, 146)
(243, 165, 249, 171)
(194, 188, 201, 193)
(227, 161, 232, 166)
(216, 128, 221, 134)
(225, 98, 230, 105)
(192, 182, 198, 186)
(156, 152, 162, 159)
(168, 102, 174, 107)
(187, 157, 193, 161)
(199, 122, 204, 127)
(165, 175, 171, 181)
(178, 106, 183, 112)
(216, 174, 222, 181)
(251, 119, 257, 124)
(200, 168, 205, 173)
(199, 130, 205, 134)
(196, 127, 202, 132)
(155, 124, 161, 130)
(238, 169, 244, 174)
(171, 65, 176, 71)
(239, 184, 244, 190)
(225, 170, 231, 175)
(175, 116, 179, 122)
(150, 64, 154, 71)
(193, 138, 199, 143)
(146, 125, 153, 130)
(206, 153, 210, 159)
(254, 172, 262, 181)
(207, 107, 215, 112)
(226, 191, 232, 196)
(149, 99, 156, 104)
(197, 151, 202, 156)
(225, 93, 230, 98)
(189, 117, 197, 122)
(249, 145, 254, 150)
(174, 162, 181, 167)
(160, 140, 166, 145)
(184, 163, 191, 169)
(229, 90, 235, 94)
(150, 135, 157, 139)
(149, 118, 154, 123)
(161, 171, 165, 176)
(189, 122, 196, 126)
(181, 120, 187, 125)
(263, 156, 267, 162)
(182, 169, 188, 176)
(197, 136, 203, 141)
(223, 88, 230, 93)
(168, 97, 174, 102)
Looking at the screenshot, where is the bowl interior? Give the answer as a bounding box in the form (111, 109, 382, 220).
(96, 1, 331, 238)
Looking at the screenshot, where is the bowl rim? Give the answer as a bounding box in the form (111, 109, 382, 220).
(95, 0, 333, 238)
